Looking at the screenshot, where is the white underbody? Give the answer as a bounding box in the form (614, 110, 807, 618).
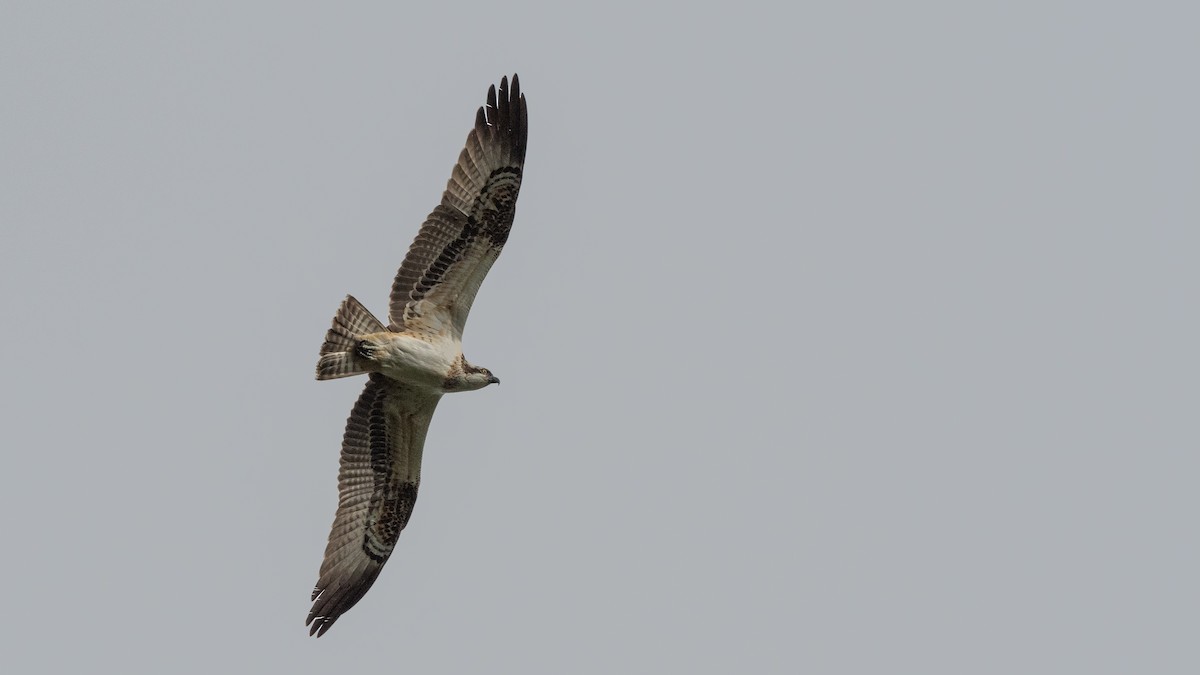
(368, 331, 464, 391)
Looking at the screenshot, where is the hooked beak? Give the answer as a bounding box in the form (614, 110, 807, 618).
(488, 375, 501, 385)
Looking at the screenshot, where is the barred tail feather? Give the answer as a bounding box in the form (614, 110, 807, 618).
(316, 295, 387, 380)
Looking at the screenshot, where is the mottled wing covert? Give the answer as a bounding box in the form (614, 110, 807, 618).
(307, 374, 440, 637)
(388, 74, 528, 338)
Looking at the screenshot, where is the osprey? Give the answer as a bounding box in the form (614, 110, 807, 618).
(306, 75, 527, 637)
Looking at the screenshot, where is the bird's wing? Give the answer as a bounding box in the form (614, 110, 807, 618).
(388, 74, 527, 339)
(307, 374, 441, 637)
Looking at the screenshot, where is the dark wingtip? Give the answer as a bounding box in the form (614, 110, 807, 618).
(468, 75, 527, 164)
(306, 607, 337, 637)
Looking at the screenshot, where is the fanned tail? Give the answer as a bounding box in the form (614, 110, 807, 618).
(316, 295, 387, 380)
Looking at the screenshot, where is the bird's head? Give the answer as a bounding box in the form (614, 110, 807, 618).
(449, 365, 500, 392)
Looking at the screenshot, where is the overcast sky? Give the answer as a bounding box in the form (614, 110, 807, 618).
(2, 2, 1198, 673)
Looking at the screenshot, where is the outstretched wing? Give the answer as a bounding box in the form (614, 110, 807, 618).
(307, 374, 441, 637)
(388, 74, 528, 338)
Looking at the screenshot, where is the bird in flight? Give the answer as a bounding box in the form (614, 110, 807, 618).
(306, 75, 527, 637)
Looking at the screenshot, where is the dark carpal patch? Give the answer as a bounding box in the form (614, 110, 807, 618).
(360, 387, 421, 562)
(362, 481, 419, 562)
(411, 166, 522, 298)
(477, 167, 522, 246)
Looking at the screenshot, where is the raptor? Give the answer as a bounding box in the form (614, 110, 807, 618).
(306, 75, 527, 637)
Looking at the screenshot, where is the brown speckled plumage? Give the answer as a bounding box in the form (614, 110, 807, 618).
(307, 76, 526, 637)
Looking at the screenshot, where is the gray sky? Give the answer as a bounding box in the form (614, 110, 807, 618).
(2, 2, 1197, 672)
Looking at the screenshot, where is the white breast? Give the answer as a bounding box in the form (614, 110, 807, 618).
(375, 333, 460, 387)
